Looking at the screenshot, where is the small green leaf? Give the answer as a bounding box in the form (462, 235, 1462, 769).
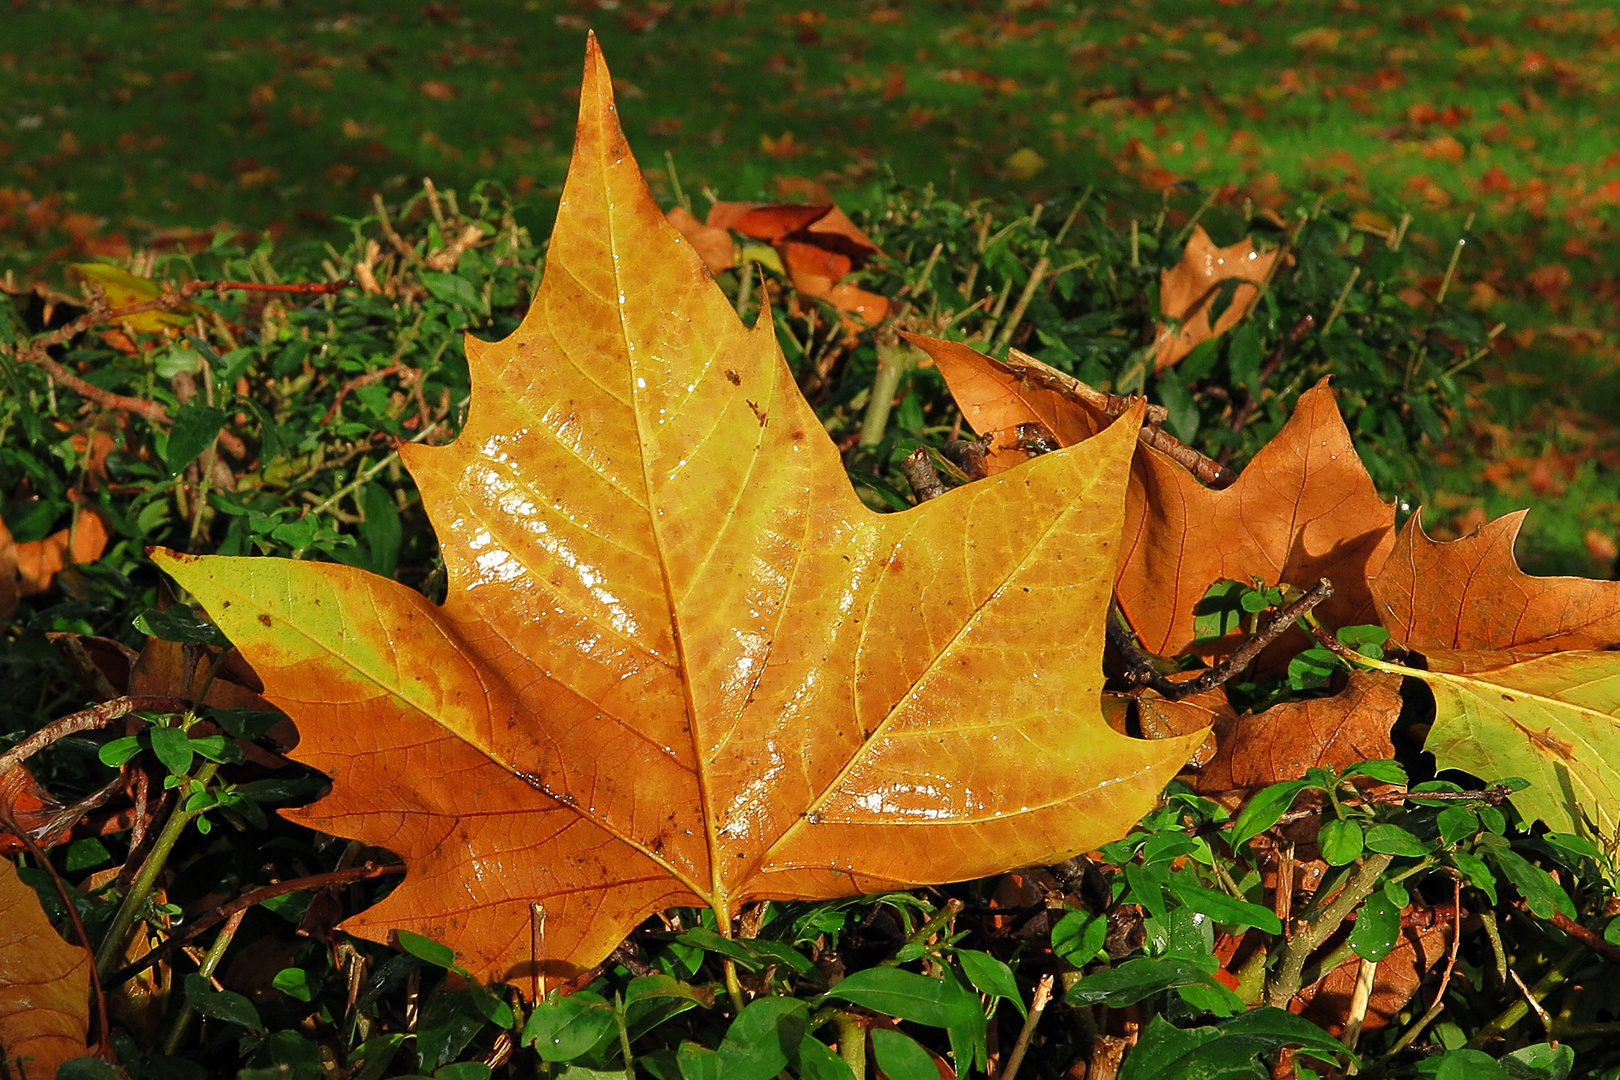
(717, 997, 807, 1080)
(1363, 824, 1429, 857)
(163, 403, 228, 475)
(273, 967, 315, 1002)
(1347, 886, 1403, 962)
(1437, 807, 1479, 846)
(148, 724, 195, 777)
(396, 929, 461, 971)
(1065, 957, 1222, 1008)
(522, 992, 616, 1063)
(795, 1036, 856, 1080)
(98, 735, 144, 768)
(1318, 819, 1364, 866)
(678, 1043, 720, 1080)
(183, 972, 261, 1032)
(1229, 780, 1312, 849)
(420, 271, 484, 309)
(1338, 759, 1405, 784)
(1167, 880, 1282, 935)
(820, 967, 979, 1029)
(134, 605, 230, 647)
(956, 949, 1025, 1017)
(1050, 910, 1107, 967)
(870, 1029, 937, 1080)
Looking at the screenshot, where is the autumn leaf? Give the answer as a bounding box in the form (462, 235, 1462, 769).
(664, 206, 735, 275)
(1190, 673, 1401, 794)
(0, 508, 110, 620)
(153, 36, 1199, 985)
(0, 857, 92, 1077)
(1294, 917, 1452, 1036)
(918, 334, 1394, 662)
(707, 199, 890, 326)
(1397, 650, 1620, 836)
(70, 262, 196, 333)
(1371, 510, 1620, 671)
(1153, 225, 1279, 371)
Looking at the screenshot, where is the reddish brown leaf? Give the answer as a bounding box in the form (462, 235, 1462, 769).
(0, 857, 92, 1076)
(1294, 918, 1452, 1035)
(2, 508, 110, 616)
(919, 335, 1395, 661)
(1372, 510, 1620, 669)
(1191, 673, 1402, 793)
(1154, 226, 1279, 371)
(707, 200, 889, 324)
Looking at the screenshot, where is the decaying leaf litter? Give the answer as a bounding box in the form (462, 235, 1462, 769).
(9, 21, 1620, 1080)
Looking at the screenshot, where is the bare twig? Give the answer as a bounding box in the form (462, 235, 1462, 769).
(104, 861, 405, 988)
(0, 696, 189, 779)
(999, 974, 1055, 1080)
(1266, 853, 1394, 1007)
(1110, 578, 1333, 701)
(900, 449, 947, 502)
(1512, 899, 1620, 964)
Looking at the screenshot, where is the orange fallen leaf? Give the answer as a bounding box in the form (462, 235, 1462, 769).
(707, 200, 890, 326)
(665, 206, 736, 275)
(12, 508, 111, 601)
(1294, 918, 1452, 1035)
(0, 856, 92, 1076)
(1191, 673, 1401, 793)
(154, 36, 1197, 985)
(918, 335, 1394, 663)
(1153, 225, 1279, 371)
(1371, 511, 1620, 671)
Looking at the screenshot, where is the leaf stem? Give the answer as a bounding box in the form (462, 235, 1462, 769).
(1266, 853, 1393, 1008)
(858, 337, 911, 448)
(999, 974, 1054, 1080)
(833, 1011, 867, 1080)
(162, 908, 246, 1055)
(96, 761, 219, 978)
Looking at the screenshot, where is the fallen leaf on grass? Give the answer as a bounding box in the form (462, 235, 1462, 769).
(1371, 511, 1620, 669)
(0, 856, 92, 1077)
(1, 509, 111, 620)
(1153, 226, 1279, 371)
(1191, 673, 1401, 793)
(919, 335, 1395, 663)
(706, 199, 889, 325)
(155, 36, 1199, 985)
(664, 206, 735, 275)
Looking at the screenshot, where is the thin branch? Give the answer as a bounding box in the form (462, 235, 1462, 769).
(1512, 899, 1620, 964)
(999, 974, 1055, 1080)
(0, 696, 189, 779)
(1111, 578, 1333, 702)
(103, 861, 405, 988)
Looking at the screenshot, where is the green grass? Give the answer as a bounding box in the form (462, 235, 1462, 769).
(6, 0, 1620, 571)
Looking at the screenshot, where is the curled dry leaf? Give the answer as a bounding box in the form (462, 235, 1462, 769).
(1135, 687, 1229, 769)
(1372, 510, 1620, 671)
(154, 36, 1198, 985)
(705, 199, 890, 326)
(1190, 673, 1401, 794)
(1153, 225, 1279, 371)
(664, 206, 735, 275)
(0, 857, 92, 1077)
(919, 332, 1395, 663)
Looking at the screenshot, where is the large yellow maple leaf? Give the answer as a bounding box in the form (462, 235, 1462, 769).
(154, 36, 1197, 985)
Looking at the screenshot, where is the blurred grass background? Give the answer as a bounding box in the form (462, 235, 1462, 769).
(5, 0, 1620, 571)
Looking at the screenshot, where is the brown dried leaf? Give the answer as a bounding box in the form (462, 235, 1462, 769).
(1153, 225, 1279, 371)
(0, 857, 92, 1076)
(707, 200, 889, 324)
(1294, 917, 1452, 1036)
(1191, 672, 1402, 793)
(1371, 510, 1620, 669)
(13, 509, 111, 599)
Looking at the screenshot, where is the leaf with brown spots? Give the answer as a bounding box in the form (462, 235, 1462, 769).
(150, 37, 1197, 986)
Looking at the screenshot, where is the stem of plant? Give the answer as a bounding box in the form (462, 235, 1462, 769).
(884, 897, 965, 964)
(723, 957, 747, 1014)
(858, 338, 911, 448)
(834, 1011, 867, 1080)
(162, 907, 246, 1055)
(96, 761, 220, 978)
(615, 992, 636, 1080)
(1466, 944, 1586, 1048)
(1000, 974, 1054, 1080)
(1267, 853, 1393, 1008)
